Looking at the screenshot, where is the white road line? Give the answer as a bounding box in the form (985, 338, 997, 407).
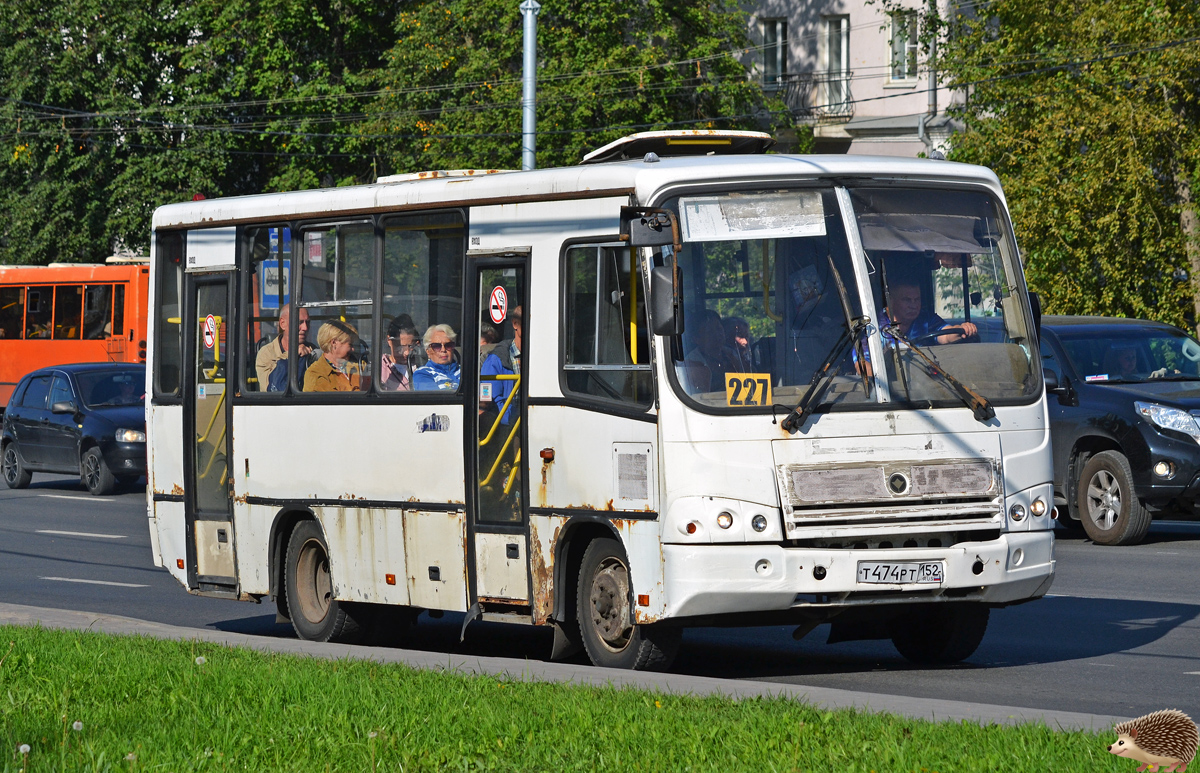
(36, 530, 127, 540)
(1186, 671, 1200, 676)
(40, 577, 147, 588)
(36, 494, 116, 503)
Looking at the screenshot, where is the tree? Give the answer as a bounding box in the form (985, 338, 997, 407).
(362, 0, 784, 172)
(934, 0, 1200, 329)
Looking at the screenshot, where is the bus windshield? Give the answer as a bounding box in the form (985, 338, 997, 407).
(664, 186, 1038, 412)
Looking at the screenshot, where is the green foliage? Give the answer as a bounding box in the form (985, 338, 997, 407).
(0, 626, 1133, 772)
(0, 0, 782, 265)
(936, 0, 1200, 328)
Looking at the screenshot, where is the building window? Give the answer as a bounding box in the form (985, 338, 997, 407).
(824, 16, 850, 109)
(890, 11, 919, 80)
(763, 19, 787, 89)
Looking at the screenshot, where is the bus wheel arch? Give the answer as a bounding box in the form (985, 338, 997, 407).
(574, 534, 679, 671)
(283, 518, 365, 643)
(268, 508, 315, 623)
(549, 518, 622, 627)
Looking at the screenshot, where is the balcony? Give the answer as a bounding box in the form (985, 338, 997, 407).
(766, 71, 855, 122)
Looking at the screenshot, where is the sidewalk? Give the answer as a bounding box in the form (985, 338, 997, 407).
(0, 602, 1125, 731)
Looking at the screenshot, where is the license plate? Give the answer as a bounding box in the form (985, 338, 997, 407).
(857, 561, 944, 584)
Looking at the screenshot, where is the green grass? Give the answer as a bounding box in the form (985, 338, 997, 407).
(0, 625, 1128, 772)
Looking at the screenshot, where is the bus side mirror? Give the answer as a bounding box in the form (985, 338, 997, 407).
(651, 266, 684, 336)
(623, 209, 676, 248)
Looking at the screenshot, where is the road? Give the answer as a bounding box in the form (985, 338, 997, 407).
(3, 473, 1198, 722)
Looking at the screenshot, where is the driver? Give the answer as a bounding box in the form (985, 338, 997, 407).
(881, 280, 976, 345)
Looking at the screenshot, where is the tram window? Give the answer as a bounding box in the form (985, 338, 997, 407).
(381, 212, 465, 394)
(243, 225, 294, 393)
(0, 286, 22, 340)
(25, 286, 52, 339)
(155, 232, 184, 397)
(83, 285, 114, 339)
(562, 244, 653, 408)
(299, 223, 374, 392)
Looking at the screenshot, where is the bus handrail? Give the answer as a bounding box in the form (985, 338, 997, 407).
(478, 373, 520, 448)
(480, 417, 520, 487)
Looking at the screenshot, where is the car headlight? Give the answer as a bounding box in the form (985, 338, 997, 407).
(1134, 401, 1200, 443)
(115, 428, 146, 443)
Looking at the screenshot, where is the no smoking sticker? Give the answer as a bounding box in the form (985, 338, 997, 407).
(489, 286, 508, 325)
(203, 314, 217, 349)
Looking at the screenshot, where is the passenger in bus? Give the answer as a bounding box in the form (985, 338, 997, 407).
(723, 316, 754, 372)
(413, 324, 461, 391)
(255, 305, 314, 391)
(506, 306, 523, 375)
(880, 279, 976, 345)
(684, 309, 744, 391)
(303, 320, 363, 392)
(380, 314, 421, 391)
(479, 319, 504, 366)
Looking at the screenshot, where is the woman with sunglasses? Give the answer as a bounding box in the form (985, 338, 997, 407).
(413, 324, 461, 391)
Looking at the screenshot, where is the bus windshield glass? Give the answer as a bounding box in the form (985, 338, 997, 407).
(664, 186, 1038, 412)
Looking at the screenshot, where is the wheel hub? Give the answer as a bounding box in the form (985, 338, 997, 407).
(1086, 470, 1121, 529)
(589, 558, 632, 650)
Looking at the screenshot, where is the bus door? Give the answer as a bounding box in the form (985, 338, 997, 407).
(468, 257, 530, 607)
(182, 273, 237, 593)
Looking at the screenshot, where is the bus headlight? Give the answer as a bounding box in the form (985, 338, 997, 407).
(116, 428, 146, 443)
(1030, 498, 1047, 517)
(716, 512, 733, 530)
(751, 514, 768, 532)
(1009, 503, 1026, 521)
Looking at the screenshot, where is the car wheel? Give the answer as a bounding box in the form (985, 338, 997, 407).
(576, 537, 679, 671)
(1077, 450, 1151, 546)
(889, 604, 990, 664)
(284, 520, 365, 643)
(81, 447, 116, 496)
(2, 443, 32, 489)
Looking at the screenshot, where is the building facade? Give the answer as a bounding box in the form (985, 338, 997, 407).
(748, 0, 958, 157)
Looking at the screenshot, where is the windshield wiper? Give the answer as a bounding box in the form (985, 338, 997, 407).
(883, 324, 995, 423)
(781, 256, 870, 433)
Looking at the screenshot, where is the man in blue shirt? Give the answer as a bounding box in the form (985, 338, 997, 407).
(881, 281, 976, 346)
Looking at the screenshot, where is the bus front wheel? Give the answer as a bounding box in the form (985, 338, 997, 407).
(3, 444, 31, 489)
(576, 537, 679, 671)
(889, 603, 989, 664)
(284, 520, 364, 644)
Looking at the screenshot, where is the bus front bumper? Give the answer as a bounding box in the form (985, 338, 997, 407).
(659, 531, 1054, 620)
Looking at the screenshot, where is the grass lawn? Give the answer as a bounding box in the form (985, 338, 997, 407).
(0, 625, 1128, 772)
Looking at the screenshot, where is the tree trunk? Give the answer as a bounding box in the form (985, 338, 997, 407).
(1177, 171, 1200, 335)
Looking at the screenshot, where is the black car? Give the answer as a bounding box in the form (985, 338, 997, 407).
(2, 363, 146, 495)
(1040, 316, 1200, 545)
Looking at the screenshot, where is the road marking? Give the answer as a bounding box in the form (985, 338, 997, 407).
(36, 530, 127, 540)
(36, 494, 117, 503)
(40, 577, 147, 588)
(1186, 672, 1200, 676)
(1088, 662, 1117, 667)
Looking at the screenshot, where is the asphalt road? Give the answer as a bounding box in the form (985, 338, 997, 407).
(3, 473, 1198, 722)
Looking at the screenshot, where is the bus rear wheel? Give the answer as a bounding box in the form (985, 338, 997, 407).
(285, 520, 364, 644)
(889, 603, 989, 665)
(576, 537, 679, 671)
(3, 444, 31, 489)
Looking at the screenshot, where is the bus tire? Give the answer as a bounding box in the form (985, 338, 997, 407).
(576, 537, 679, 671)
(1077, 451, 1151, 546)
(82, 447, 115, 496)
(889, 603, 989, 664)
(3, 443, 31, 489)
(284, 520, 363, 644)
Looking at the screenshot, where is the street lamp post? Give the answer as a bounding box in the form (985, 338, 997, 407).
(520, 0, 541, 171)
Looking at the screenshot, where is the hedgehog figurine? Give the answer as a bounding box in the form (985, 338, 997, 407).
(1108, 710, 1199, 772)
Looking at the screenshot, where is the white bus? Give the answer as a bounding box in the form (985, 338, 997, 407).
(145, 131, 1055, 670)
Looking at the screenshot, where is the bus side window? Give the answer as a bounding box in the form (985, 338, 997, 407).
(112, 284, 125, 337)
(155, 232, 184, 397)
(562, 243, 653, 408)
(0, 286, 23, 340)
(243, 225, 292, 394)
(83, 285, 114, 340)
(299, 223, 374, 392)
(25, 286, 52, 339)
(53, 285, 83, 340)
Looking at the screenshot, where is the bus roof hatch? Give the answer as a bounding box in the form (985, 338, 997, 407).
(580, 129, 775, 165)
